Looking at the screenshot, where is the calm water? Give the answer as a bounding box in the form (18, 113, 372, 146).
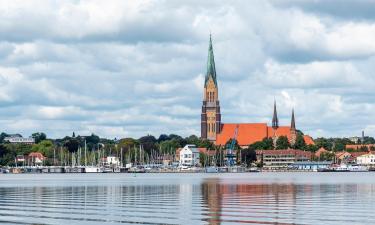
(0, 173, 375, 225)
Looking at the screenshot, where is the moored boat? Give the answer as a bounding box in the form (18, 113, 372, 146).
(206, 166, 219, 173)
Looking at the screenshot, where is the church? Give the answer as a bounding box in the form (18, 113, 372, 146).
(200, 36, 314, 148)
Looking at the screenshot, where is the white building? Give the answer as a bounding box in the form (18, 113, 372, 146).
(102, 156, 121, 167)
(356, 153, 375, 166)
(4, 136, 35, 144)
(179, 145, 200, 167)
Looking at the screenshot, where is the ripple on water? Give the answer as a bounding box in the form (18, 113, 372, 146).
(0, 173, 375, 225)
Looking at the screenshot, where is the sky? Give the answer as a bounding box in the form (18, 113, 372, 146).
(1, 0, 375, 139)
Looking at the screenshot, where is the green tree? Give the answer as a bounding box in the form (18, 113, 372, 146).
(159, 139, 181, 154)
(241, 148, 257, 167)
(292, 133, 306, 149)
(199, 152, 207, 167)
(138, 135, 157, 154)
(32, 132, 47, 144)
(249, 137, 274, 150)
(276, 136, 289, 149)
(319, 151, 335, 161)
(315, 138, 332, 151)
(304, 144, 318, 152)
(118, 138, 138, 151)
(157, 134, 170, 142)
(31, 140, 54, 158)
(197, 139, 214, 149)
(63, 137, 80, 152)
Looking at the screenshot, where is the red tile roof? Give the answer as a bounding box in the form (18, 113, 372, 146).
(28, 152, 45, 159)
(315, 147, 328, 157)
(216, 123, 268, 146)
(303, 135, 315, 145)
(346, 144, 375, 150)
(350, 151, 368, 158)
(215, 123, 315, 147)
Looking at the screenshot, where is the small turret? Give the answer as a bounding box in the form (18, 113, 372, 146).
(291, 108, 296, 130)
(272, 100, 279, 129)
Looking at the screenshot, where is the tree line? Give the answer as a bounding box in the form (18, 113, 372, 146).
(1, 131, 374, 166)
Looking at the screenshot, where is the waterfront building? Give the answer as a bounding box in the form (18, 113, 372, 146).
(334, 151, 367, 164)
(28, 152, 45, 166)
(356, 153, 375, 166)
(4, 135, 35, 144)
(290, 161, 332, 171)
(102, 156, 121, 167)
(257, 149, 312, 170)
(334, 151, 352, 164)
(200, 35, 314, 148)
(179, 145, 200, 167)
(15, 155, 25, 163)
(176, 147, 211, 162)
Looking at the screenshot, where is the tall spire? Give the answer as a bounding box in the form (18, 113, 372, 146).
(205, 34, 217, 87)
(272, 100, 279, 129)
(291, 108, 296, 130)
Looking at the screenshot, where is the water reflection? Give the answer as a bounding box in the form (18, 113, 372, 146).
(0, 174, 375, 224)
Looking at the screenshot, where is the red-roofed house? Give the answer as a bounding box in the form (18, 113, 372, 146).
(315, 147, 328, 158)
(28, 152, 46, 166)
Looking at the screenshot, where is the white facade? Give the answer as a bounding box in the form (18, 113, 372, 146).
(4, 137, 35, 144)
(105, 156, 121, 166)
(179, 145, 200, 167)
(357, 153, 375, 166)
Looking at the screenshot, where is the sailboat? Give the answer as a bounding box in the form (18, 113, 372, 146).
(84, 140, 103, 173)
(206, 148, 219, 173)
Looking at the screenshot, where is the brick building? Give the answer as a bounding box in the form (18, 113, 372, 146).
(200, 35, 314, 148)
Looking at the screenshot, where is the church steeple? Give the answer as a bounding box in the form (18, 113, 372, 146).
(272, 100, 279, 129)
(291, 108, 296, 130)
(290, 108, 297, 146)
(205, 34, 217, 87)
(201, 34, 221, 141)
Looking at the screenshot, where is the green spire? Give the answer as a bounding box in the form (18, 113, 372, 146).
(205, 34, 217, 87)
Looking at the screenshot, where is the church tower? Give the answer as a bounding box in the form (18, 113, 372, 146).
(272, 100, 279, 146)
(290, 108, 297, 146)
(201, 35, 221, 141)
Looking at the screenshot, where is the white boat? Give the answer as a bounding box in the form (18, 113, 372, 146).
(348, 164, 368, 172)
(128, 166, 146, 173)
(178, 166, 192, 171)
(333, 164, 350, 172)
(85, 166, 103, 173)
(206, 166, 219, 173)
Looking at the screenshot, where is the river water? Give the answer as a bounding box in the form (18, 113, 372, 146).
(0, 172, 375, 225)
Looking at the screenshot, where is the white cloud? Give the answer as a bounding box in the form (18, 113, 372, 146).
(0, 0, 374, 139)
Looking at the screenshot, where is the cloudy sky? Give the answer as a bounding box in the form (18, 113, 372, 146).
(1, 0, 375, 139)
